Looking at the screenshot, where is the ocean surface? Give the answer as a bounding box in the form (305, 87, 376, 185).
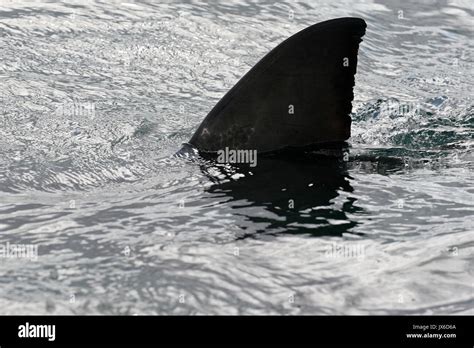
(0, 0, 472, 314)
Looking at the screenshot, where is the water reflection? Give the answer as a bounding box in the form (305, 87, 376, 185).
(198, 150, 402, 238)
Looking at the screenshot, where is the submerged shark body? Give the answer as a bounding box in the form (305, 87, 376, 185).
(178, 17, 367, 161)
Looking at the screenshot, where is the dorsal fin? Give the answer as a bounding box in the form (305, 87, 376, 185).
(188, 17, 366, 154)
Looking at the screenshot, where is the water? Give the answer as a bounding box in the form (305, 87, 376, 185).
(0, 0, 473, 314)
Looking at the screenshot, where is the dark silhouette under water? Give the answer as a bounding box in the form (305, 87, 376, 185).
(200, 150, 407, 238)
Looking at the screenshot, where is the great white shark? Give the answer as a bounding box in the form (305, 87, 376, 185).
(177, 17, 367, 159)
(171, 18, 417, 237)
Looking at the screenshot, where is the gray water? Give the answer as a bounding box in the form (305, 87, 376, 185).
(0, 0, 473, 315)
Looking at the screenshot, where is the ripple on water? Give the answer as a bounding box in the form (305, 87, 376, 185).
(0, 0, 473, 315)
